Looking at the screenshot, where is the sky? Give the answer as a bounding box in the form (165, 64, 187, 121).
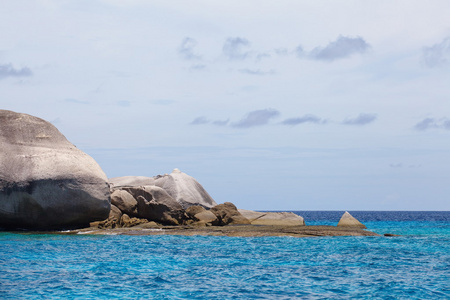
(1, 0, 449, 210)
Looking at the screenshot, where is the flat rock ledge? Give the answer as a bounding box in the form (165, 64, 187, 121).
(58, 224, 380, 237)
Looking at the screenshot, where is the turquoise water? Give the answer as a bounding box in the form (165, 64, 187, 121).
(0, 211, 449, 299)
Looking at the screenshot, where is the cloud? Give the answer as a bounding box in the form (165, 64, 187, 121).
(414, 117, 450, 130)
(256, 53, 271, 61)
(178, 37, 201, 60)
(310, 36, 370, 61)
(190, 117, 229, 126)
(190, 116, 210, 125)
(212, 119, 229, 126)
(422, 36, 450, 68)
(281, 114, 324, 126)
(295, 45, 305, 58)
(223, 37, 251, 60)
(0, 63, 32, 79)
(342, 113, 377, 126)
(232, 108, 280, 128)
(238, 69, 275, 76)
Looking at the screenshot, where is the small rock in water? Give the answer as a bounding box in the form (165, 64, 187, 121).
(337, 211, 366, 229)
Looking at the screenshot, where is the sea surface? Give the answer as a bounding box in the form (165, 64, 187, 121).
(0, 211, 449, 299)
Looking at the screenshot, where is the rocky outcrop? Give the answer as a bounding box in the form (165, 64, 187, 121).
(110, 190, 138, 217)
(210, 202, 250, 225)
(0, 110, 110, 229)
(186, 205, 218, 226)
(154, 169, 217, 209)
(119, 186, 185, 225)
(337, 211, 366, 229)
(238, 209, 305, 226)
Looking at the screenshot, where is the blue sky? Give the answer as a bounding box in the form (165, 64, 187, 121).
(1, 0, 449, 210)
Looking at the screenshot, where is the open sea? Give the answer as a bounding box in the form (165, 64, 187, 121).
(0, 211, 449, 299)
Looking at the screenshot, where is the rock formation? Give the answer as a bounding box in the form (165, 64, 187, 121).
(0, 110, 110, 229)
(154, 169, 217, 209)
(210, 202, 251, 225)
(186, 205, 218, 226)
(238, 209, 305, 226)
(337, 211, 366, 229)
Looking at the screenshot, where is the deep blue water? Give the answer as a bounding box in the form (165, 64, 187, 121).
(0, 211, 449, 299)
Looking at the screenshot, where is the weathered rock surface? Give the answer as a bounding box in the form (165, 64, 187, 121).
(210, 202, 250, 226)
(337, 211, 366, 229)
(110, 190, 138, 217)
(125, 186, 185, 225)
(238, 209, 305, 226)
(154, 169, 217, 209)
(109, 176, 155, 189)
(119, 214, 149, 228)
(109, 204, 123, 221)
(185, 205, 207, 218)
(0, 110, 110, 229)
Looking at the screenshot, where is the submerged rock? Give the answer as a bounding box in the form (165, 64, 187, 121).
(238, 209, 305, 226)
(337, 211, 366, 229)
(0, 110, 110, 229)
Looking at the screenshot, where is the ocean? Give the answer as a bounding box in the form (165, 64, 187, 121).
(0, 211, 449, 299)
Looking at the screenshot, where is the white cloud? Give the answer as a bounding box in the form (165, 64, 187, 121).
(0, 64, 32, 79)
(309, 36, 370, 61)
(422, 36, 450, 68)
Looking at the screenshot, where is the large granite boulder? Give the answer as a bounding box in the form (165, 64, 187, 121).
(0, 110, 110, 229)
(238, 209, 305, 226)
(124, 185, 185, 225)
(154, 168, 217, 209)
(110, 190, 138, 217)
(210, 202, 250, 226)
(186, 205, 218, 225)
(337, 211, 366, 229)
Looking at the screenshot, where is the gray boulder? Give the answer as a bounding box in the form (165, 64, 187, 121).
(0, 110, 110, 229)
(154, 168, 217, 209)
(110, 189, 138, 217)
(124, 185, 185, 225)
(337, 211, 366, 229)
(238, 209, 305, 226)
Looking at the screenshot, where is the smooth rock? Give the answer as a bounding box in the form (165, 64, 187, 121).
(154, 168, 217, 209)
(337, 211, 366, 229)
(185, 205, 206, 218)
(193, 210, 218, 224)
(238, 209, 305, 226)
(0, 110, 110, 229)
(210, 202, 250, 226)
(110, 190, 138, 217)
(109, 176, 155, 189)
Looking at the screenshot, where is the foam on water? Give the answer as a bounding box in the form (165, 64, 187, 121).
(0, 211, 449, 299)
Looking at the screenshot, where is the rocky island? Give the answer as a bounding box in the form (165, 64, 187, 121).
(0, 110, 379, 237)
